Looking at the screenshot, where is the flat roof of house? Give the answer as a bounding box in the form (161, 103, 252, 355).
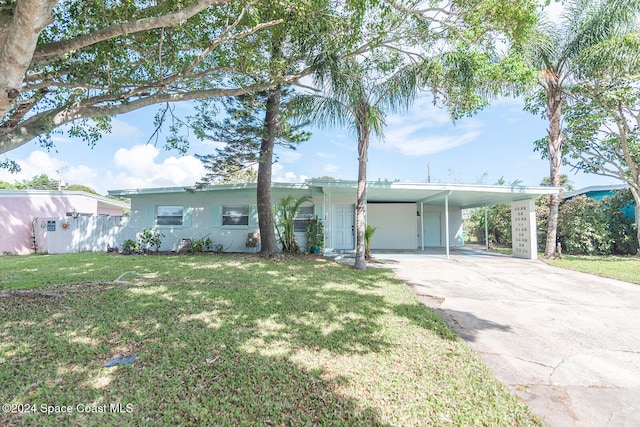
(563, 184, 628, 200)
(109, 180, 558, 209)
(0, 189, 130, 210)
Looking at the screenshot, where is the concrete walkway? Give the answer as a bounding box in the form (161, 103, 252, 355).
(374, 250, 640, 427)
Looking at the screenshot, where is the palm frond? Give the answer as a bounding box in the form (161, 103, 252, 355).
(575, 32, 640, 78)
(563, 0, 640, 63)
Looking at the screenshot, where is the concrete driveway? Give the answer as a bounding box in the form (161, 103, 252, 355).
(374, 249, 640, 427)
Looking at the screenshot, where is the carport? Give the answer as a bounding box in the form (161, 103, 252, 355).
(309, 180, 559, 259)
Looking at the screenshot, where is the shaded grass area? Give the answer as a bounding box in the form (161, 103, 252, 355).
(0, 253, 542, 426)
(546, 254, 640, 285)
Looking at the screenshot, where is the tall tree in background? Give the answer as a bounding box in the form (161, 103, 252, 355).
(193, 89, 311, 255)
(561, 30, 640, 251)
(523, 0, 640, 258)
(194, 89, 310, 185)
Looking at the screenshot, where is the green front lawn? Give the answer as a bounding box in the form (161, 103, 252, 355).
(546, 254, 640, 285)
(0, 253, 541, 426)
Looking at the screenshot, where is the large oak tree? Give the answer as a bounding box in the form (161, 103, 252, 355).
(0, 0, 287, 157)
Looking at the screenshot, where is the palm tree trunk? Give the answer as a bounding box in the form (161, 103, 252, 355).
(258, 86, 281, 257)
(544, 83, 563, 259)
(354, 126, 370, 270)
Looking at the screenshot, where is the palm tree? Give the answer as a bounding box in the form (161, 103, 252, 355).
(523, 0, 640, 258)
(298, 58, 418, 269)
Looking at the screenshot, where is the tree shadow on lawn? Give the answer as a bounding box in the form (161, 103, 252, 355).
(432, 308, 513, 343)
(1, 257, 439, 426)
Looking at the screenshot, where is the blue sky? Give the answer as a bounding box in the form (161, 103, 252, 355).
(0, 2, 622, 195)
(0, 94, 619, 196)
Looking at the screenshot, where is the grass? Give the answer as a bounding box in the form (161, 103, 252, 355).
(546, 254, 640, 285)
(0, 253, 542, 426)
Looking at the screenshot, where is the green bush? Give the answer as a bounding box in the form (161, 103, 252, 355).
(138, 228, 165, 252)
(601, 190, 638, 255)
(466, 191, 637, 256)
(306, 218, 324, 253)
(466, 204, 512, 246)
(275, 195, 310, 254)
(364, 224, 377, 260)
(189, 234, 213, 253)
(122, 239, 140, 254)
(557, 196, 610, 255)
(536, 196, 550, 253)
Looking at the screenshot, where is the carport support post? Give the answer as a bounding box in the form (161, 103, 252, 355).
(484, 208, 489, 251)
(445, 193, 450, 259)
(420, 202, 424, 251)
(511, 199, 538, 260)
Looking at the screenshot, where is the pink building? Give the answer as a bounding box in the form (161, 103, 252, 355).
(0, 190, 130, 255)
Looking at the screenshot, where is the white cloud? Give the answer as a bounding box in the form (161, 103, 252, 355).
(65, 165, 99, 186)
(110, 144, 206, 190)
(384, 131, 482, 156)
(315, 152, 334, 159)
(278, 151, 303, 163)
(0, 145, 206, 194)
(321, 163, 339, 174)
(271, 164, 297, 183)
(386, 95, 452, 129)
(372, 95, 478, 156)
(108, 118, 145, 141)
(362, 92, 490, 157)
(0, 150, 64, 184)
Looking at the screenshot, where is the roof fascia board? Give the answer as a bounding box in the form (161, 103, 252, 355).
(563, 184, 629, 199)
(0, 189, 129, 209)
(109, 182, 310, 197)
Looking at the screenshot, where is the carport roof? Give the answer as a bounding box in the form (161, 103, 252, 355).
(307, 180, 559, 209)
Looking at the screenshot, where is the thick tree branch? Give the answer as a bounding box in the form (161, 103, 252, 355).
(0, 0, 57, 118)
(0, 81, 287, 154)
(32, 0, 229, 64)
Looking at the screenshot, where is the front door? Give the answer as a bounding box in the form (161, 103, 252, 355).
(334, 205, 355, 250)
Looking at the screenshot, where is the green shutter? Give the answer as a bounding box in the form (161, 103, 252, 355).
(183, 206, 192, 227)
(314, 205, 324, 221)
(211, 205, 222, 227)
(248, 205, 258, 227)
(146, 206, 156, 227)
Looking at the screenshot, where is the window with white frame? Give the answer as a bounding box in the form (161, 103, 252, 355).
(222, 206, 249, 226)
(294, 206, 315, 233)
(156, 206, 183, 226)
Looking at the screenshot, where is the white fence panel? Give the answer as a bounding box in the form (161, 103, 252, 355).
(37, 216, 130, 254)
